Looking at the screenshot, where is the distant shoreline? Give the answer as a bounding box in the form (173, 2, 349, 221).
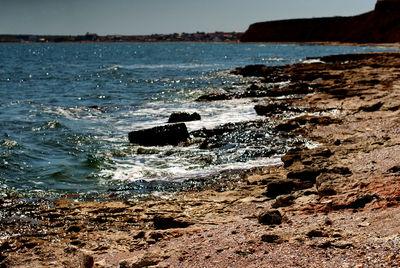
(1, 39, 399, 48)
(0, 32, 243, 43)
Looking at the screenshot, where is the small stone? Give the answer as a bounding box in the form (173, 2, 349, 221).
(119, 251, 167, 268)
(133, 231, 146, 239)
(81, 253, 94, 268)
(316, 173, 338, 197)
(0, 241, 10, 251)
(258, 210, 282, 225)
(67, 225, 83, 233)
(306, 229, 328, 238)
(324, 218, 333, 226)
(358, 221, 370, 227)
(261, 234, 281, 243)
(146, 231, 164, 242)
(331, 240, 354, 249)
(388, 166, 400, 173)
(272, 195, 295, 208)
(358, 101, 383, 112)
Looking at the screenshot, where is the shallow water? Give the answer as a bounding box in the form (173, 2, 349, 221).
(0, 43, 397, 198)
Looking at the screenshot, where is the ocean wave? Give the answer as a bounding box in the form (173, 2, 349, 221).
(102, 155, 282, 183)
(103, 63, 220, 71)
(31, 120, 63, 132)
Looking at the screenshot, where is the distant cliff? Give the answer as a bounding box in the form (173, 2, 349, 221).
(241, 0, 400, 43)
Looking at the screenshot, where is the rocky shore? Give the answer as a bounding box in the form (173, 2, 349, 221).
(2, 52, 400, 267)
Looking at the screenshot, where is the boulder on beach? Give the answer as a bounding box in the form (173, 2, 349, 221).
(168, 112, 201, 123)
(258, 210, 283, 225)
(128, 123, 189, 146)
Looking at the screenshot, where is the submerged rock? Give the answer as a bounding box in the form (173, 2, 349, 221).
(254, 102, 290, 116)
(196, 93, 233, 101)
(168, 112, 201, 123)
(128, 123, 189, 146)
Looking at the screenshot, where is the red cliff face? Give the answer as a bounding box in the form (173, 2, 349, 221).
(241, 1, 400, 43)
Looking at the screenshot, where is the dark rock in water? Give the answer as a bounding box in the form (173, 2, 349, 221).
(231, 64, 271, 77)
(254, 102, 289, 116)
(248, 84, 261, 91)
(191, 120, 280, 152)
(232, 65, 291, 83)
(128, 123, 189, 146)
(258, 210, 282, 225)
(196, 93, 233, 102)
(136, 147, 160, 155)
(168, 112, 201, 123)
(153, 215, 192, 229)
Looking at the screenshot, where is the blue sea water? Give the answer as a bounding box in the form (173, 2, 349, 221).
(0, 43, 397, 198)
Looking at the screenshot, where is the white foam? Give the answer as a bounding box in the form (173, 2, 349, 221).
(109, 63, 220, 70)
(102, 154, 282, 183)
(122, 98, 263, 133)
(302, 59, 324, 64)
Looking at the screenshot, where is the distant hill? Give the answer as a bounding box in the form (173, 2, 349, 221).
(241, 0, 400, 43)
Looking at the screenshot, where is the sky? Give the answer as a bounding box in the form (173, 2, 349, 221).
(0, 0, 378, 35)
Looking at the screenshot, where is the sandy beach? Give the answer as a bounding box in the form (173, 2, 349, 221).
(2, 51, 400, 267)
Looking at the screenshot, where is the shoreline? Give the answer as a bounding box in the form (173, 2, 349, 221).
(2, 52, 400, 267)
(1, 41, 399, 47)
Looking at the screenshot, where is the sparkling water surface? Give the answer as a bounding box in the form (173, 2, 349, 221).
(0, 43, 397, 197)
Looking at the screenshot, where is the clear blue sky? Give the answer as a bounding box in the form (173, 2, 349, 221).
(0, 0, 378, 35)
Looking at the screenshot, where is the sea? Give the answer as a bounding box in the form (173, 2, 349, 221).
(0, 43, 397, 199)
